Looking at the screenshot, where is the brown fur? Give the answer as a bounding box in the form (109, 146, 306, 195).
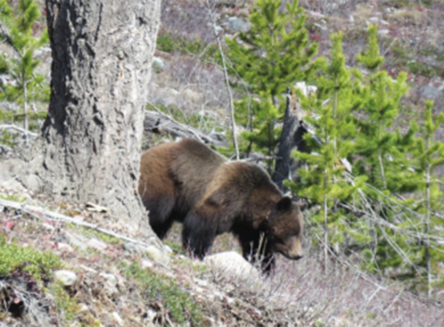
(139, 139, 304, 272)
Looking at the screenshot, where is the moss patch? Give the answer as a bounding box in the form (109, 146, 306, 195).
(0, 235, 62, 281)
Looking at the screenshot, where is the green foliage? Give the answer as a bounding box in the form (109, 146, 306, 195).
(0, 0, 49, 101)
(238, 93, 281, 166)
(0, 234, 62, 280)
(0, 193, 27, 202)
(226, 0, 321, 159)
(0, 0, 49, 144)
(50, 281, 102, 326)
(412, 101, 444, 175)
(354, 25, 414, 193)
(50, 281, 80, 324)
(410, 100, 444, 288)
(356, 25, 384, 72)
(164, 240, 186, 255)
(121, 262, 205, 326)
(289, 32, 368, 255)
(226, 0, 319, 96)
(286, 26, 444, 291)
(79, 228, 122, 245)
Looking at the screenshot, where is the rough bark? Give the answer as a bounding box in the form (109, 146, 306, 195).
(28, 0, 161, 233)
(272, 89, 308, 191)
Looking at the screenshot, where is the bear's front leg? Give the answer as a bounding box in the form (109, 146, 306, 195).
(238, 231, 275, 275)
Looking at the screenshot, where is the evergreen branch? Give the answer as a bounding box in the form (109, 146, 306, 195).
(0, 21, 22, 56)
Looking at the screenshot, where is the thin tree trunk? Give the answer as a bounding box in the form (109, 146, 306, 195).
(206, 1, 239, 160)
(426, 165, 432, 297)
(23, 75, 29, 148)
(378, 123, 387, 189)
(323, 163, 329, 272)
(31, 0, 161, 232)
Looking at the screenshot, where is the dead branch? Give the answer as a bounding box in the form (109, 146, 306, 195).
(0, 197, 158, 248)
(0, 124, 38, 138)
(242, 155, 282, 162)
(272, 88, 301, 190)
(144, 106, 227, 147)
(338, 201, 444, 244)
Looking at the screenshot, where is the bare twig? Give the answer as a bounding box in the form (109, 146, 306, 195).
(206, 0, 239, 160)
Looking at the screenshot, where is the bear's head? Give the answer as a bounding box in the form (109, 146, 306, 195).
(267, 197, 305, 261)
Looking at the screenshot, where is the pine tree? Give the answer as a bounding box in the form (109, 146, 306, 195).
(226, 0, 321, 160)
(411, 100, 444, 296)
(353, 25, 414, 193)
(289, 33, 367, 269)
(0, 0, 49, 146)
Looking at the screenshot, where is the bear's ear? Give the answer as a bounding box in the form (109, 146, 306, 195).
(296, 202, 307, 212)
(276, 196, 292, 212)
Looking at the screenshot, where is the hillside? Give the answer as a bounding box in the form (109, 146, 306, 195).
(1, 0, 444, 326)
(0, 183, 443, 326)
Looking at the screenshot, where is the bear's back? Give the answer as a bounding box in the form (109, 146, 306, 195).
(140, 139, 227, 216)
(169, 139, 227, 185)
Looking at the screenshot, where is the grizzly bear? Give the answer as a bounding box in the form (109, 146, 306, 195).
(138, 139, 305, 272)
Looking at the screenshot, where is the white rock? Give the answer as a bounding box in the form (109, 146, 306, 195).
(146, 245, 170, 266)
(112, 312, 124, 326)
(99, 272, 117, 288)
(141, 259, 154, 269)
(78, 304, 89, 312)
(87, 238, 107, 251)
(204, 251, 260, 280)
(152, 56, 166, 70)
(57, 243, 74, 252)
(54, 270, 77, 286)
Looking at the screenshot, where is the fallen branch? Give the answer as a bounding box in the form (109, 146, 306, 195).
(0, 197, 158, 248)
(144, 106, 227, 148)
(0, 124, 38, 138)
(243, 155, 282, 162)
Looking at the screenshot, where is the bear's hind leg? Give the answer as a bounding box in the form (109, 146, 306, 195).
(145, 198, 175, 239)
(182, 213, 216, 259)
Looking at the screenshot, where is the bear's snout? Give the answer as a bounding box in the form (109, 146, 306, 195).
(290, 253, 303, 260)
(284, 237, 303, 260)
(285, 249, 303, 261)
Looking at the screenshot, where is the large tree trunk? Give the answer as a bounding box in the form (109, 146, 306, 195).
(30, 0, 161, 231)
